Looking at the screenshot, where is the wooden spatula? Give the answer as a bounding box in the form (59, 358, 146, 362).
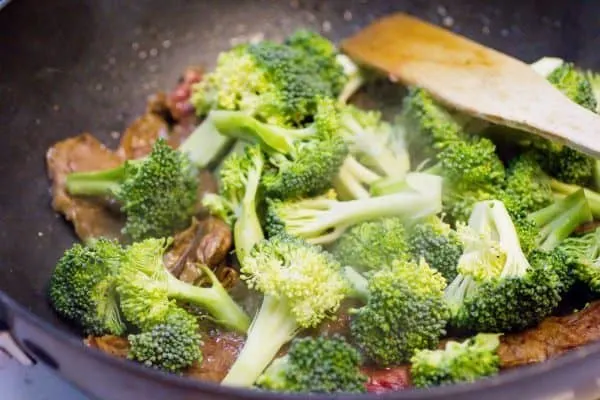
(341, 13, 600, 158)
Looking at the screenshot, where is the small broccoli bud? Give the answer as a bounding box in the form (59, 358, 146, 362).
(49, 238, 126, 336)
(257, 336, 367, 394)
(410, 333, 501, 388)
(350, 259, 449, 366)
(128, 306, 202, 373)
(332, 218, 410, 273)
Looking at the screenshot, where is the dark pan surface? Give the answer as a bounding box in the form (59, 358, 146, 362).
(1, 0, 600, 398)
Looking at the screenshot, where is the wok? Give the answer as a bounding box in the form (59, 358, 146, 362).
(1, 0, 600, 399)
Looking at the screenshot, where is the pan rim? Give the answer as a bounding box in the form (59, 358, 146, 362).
(3, 291, 600, 399)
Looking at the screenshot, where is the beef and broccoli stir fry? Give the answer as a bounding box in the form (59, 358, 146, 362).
(45, 30, 600, 394)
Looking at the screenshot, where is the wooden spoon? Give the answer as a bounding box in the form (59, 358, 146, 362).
(341, 13, 600, 158)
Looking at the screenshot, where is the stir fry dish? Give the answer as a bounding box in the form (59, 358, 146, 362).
(45, 29, 600, 394)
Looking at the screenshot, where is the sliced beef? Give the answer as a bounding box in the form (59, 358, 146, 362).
(361, 365, 411, 393)
(85, 335, 130, 358)
(116, 112, 171, 160)
(186, 330, 245, 383)
(499, 300, 600, 368)
(165, 217, 234, 286)
(46, 134, 125, 241)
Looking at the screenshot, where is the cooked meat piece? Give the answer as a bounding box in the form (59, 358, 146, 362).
(116, 112, 171, 160)
(85, 335, 130, 358)
(311, 300, 357, 339)
(186, 330, 245, 383)
(46, 134, 125, 241)
(196, 217, 232, 265)
(499, 301, 600, 368)
(165, 217, 234, 286)
(168, 66, 203, 123)
(361, 365, 411, 393)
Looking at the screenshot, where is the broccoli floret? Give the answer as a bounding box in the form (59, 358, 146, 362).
(430, 136, 506, 224)
(49, 239, 125, 336)
(66, 139, 198, 241)
(445, 200, 563, 332)
(410, 333, 501, 388)
(117, 238, 250, 333)
(265, 172, 442, 245)
(349, 258, 449, 366)
(402, 87, 463, 162)
(209, 97, 348, 199)
(548, 62, 597, 111)
(559, 228, 600, 293)
(503, 153, 554, 215)
(408, 216, 463, 282)
(203, 144, 264, 259)
(331, 218, 409, 273)
(128, 305, 202, 373)
(527, 62, 597, 186)
(257, 336, 367, 394)
(192, 38, 345, 127)
(527, 189, 592, 251)
(222, 234, 348, 387)
(284, 30, 347, 97)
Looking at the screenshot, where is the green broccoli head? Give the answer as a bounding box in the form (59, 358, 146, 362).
(223, 234, 348, 387)
(445, 200, 563, 332)
(242, 234, 347, 328)
(410, 333, 501, 388)
(49, 239, 125, 336)
(192, 37, 344, 127)
(210, 97, 348, 200)
(350, 258, 449, 366)
(284, 30, 347, 96)
(257, 336, 367, 394)
(547, 62, 597, 112)
(331, 218, 410, 273)
(503, 152, 553, 215)
(402, 87, 464, 162)
(65, 138, 199, 242)
(408, 216, 463, 282)
(128, 306, 202, 373)
(559, 228, 600, 293)
(527, 63, 597, 186)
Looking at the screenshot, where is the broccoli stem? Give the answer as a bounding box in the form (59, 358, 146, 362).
(369, 175, 409, 197)
(333, 156, 382, 200)
(297, 192, 440, 241)
(234, 161, 264, 261)
(210, 110, 315, 155)
(529, 189, 593, 251)
(166, 267, 250, 333)
(222, 295, 299, 387)
(343, 267, 369, 302)
(336, 54, 364, 104)
(65, 163, 131, 196)
(179, 116, 235, 169)
(551, 179, 600, 218)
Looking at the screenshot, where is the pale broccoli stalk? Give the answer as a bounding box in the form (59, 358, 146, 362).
(339, 105, 410, 178)
(266, 172, 442, 245)
(222, 235, 348, 387)
(204, 145, 265, 260)
(337, 54, 365, 104)
(333, 156, 382, 200)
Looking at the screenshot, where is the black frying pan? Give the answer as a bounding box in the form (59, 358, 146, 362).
(1, 1, 600, 399)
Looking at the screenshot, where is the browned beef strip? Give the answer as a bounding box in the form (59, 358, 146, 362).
(46, 133, 126, 241)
